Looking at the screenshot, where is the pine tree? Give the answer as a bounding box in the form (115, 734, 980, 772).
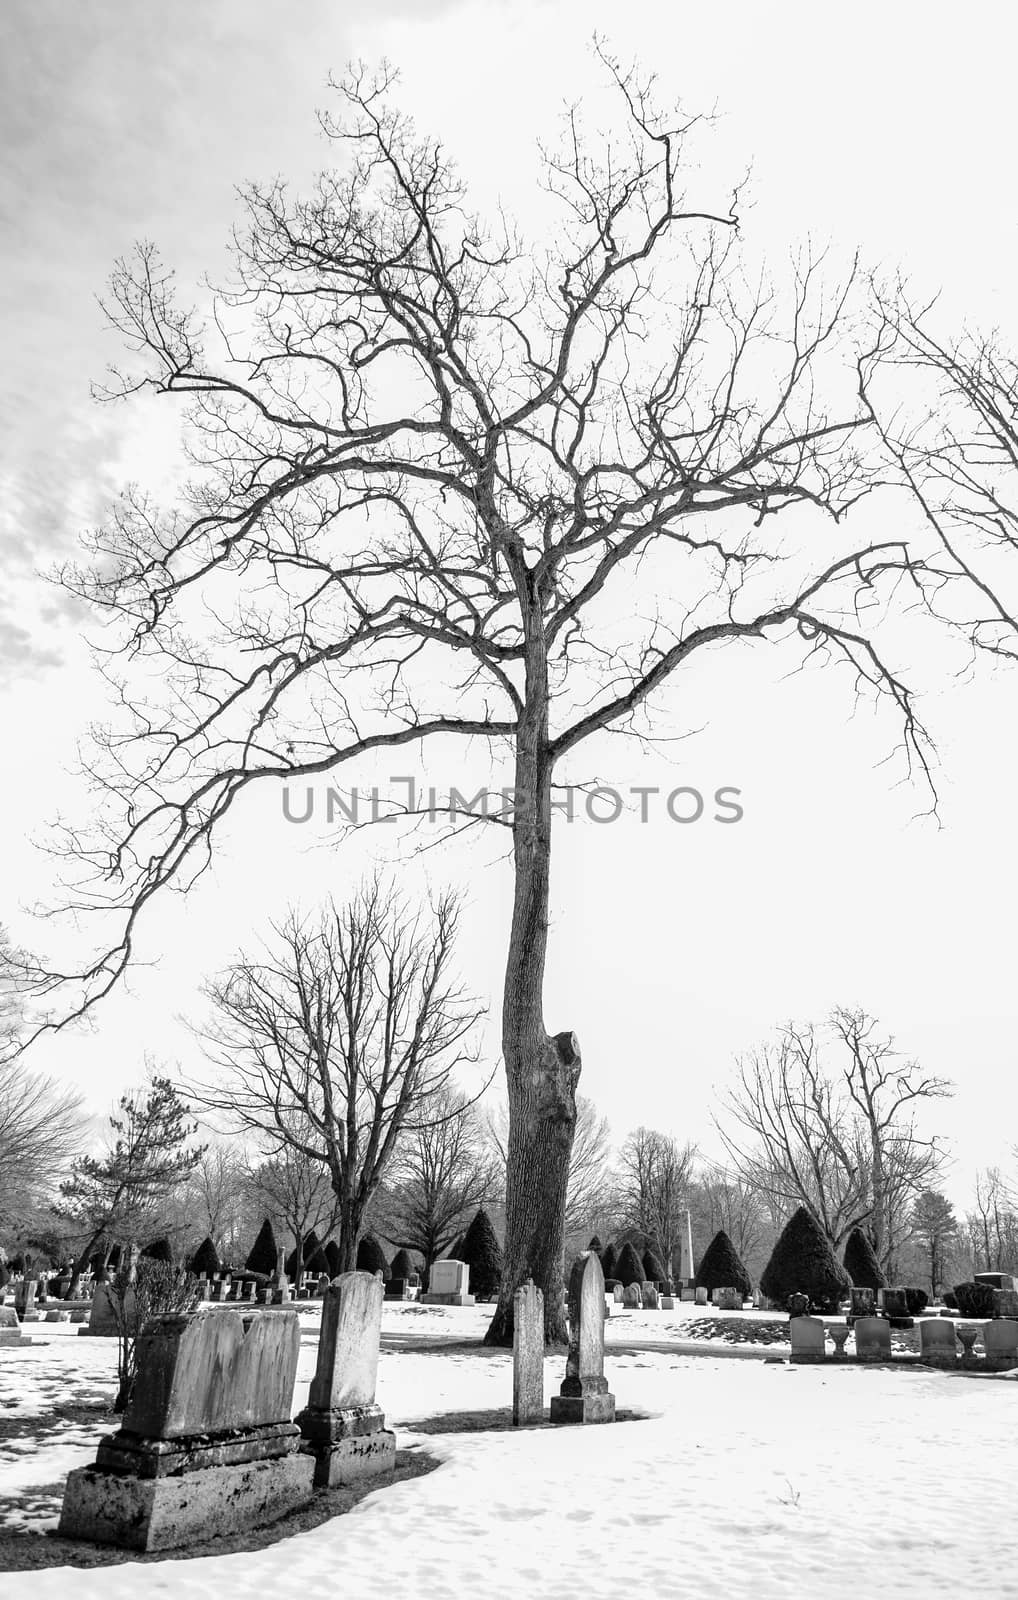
(390, 1248, 416, 1280)
(189, 1236, 220, 1278)
(324, 1239, 342, 1277)
(141, 1237, 172, 1264)
(642, 1248, 667, 1285)
(588, 1233, 603, 1252)
(600, 1241, 618, 1281)
(760, 1207, 851, 1312)
(615, 1241, 645, 1288)
(356, 1234, 390, 1279)
(694, 1230, 752, 1298)
(842, 1227, 887, 1291)
(245, 1217, 278, 1277)
(285, 1228, 323, 1278)
(460, 1208, 503, 1300)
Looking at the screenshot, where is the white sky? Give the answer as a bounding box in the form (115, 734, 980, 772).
(2, 0, 1017, 1207)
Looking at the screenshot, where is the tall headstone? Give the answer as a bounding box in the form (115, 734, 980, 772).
(789, 1316, 826, 1362)
(513, 1280, 544, 1426)
(641, 1282, 659, 1310)
(919, 1318, 958, 1368)
(854, 1316, 892, 1361)
(694, 1286, 708, 1306)
(550, 1252, 615, 1426)
(297, 1271, 396, 1487)
(13, 1279, 37, 1320)
(622, 1283, 641, 1309)
(983, 1319, 1018, 1370)
(59, 1308, 313, 1551)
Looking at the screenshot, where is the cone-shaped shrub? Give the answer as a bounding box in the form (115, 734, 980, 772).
(460, 1208, 503, 1300)
(588, 1234, 603, 1252)
(694, 1230, 752, 1298)
(189, 1236, 220, 1278)
(600, 1242, 618, 1281)
(842, 1227, 887, 1290)
(324, 1239, 342, 1277)
(760, 1207, 851, 1313)
(616, 1241, 646, 1288)
(306, 1241, 331, 1276)
(642, 1248, 667, 1284)
(245, 1217, 278, 1277)
(390, 1248, 416, 1280)
(141, 1237, 173, 1264)
(356, 1234, 390, 1279)
(445, 1234, 466, 1259)
(285, 1229, 323, 1278)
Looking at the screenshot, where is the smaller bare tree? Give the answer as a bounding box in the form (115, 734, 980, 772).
(615, 1127, 696, 1271)
(487, 1092, 613, 1238)
(242, 1132, 343, 1264)
(191, 878, 485, 1271)
(384, 1085, 498, 1271)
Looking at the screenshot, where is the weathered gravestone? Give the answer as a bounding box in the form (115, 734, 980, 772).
(422, 1259, 475, 1306)
(878, 1287, 908, 1317)
(79, 1282, 128, 1338)
(919, 1318, 958, 1368)
(612, 1284, 625, 1304)
(694, 1286, 708, 1306)
(512, 1280, 544, 1426)
(214, 1278, 229, 1302)
(641, 1282, 659, 1310)
(849, 1287, 875, 1321)
(983, 1319, 1018, 1370)
(622, 1283, 642, 1309)
(680, 1287, 696, 1303)
(789, 1316, 826, 1362)
(59, 1308, 313, 1551)
(854, 1316, 892, 1362)
(296, 1271, 396, 1487)
(714, 1287, 742, 1311)
(13, 1280, 37, 1320)
(550, 1252, 615, 1426)
(0, 1305, 32, 1346)
(659, 1294, 675, 1310)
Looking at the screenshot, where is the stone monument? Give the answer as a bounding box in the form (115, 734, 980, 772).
(297, 1271, 396, 1487)
(550, 1252, 615, 1426)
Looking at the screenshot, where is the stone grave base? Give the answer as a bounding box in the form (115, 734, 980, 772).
(312, 1429, 396, 1488)
(0, 1330, 31, 1346)
(420, 1292, 475, 1306)
(550, 1387, 616, 1425)
(58, 1451, 316, 1553)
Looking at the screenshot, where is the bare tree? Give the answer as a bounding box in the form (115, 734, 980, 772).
(383, 1085, 497, 1271)
(968, 1168, 1018, 1275)
(691, 1164, 770, 1276)
(189, 880, 485, 1272)
(614, 1127, 695, 1271)
(716, 1011, 950, 1263)
(241, 1135, 343, 1264)
(0, 1059, 86, 1231)
(31, 57, 1018, 1343)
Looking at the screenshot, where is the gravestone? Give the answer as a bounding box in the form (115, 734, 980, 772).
(78, 1281, 128, 1338)
(622, 1283, 642, 1309)
(513, 1280, 544, 1425)
(975, 1271, 1018, 1293)
(854, 1316, 892, 1361)
(919, 1318, 958, 1368)
(983, 1319, 1018, 1370)
(45, 1308, 71, 1323)
(0, 1305, 32, 1347)
(789, 1316, 826, 1362)
(849, 1287, 875, 1321)
(273, 1248, 292, 1304)
(13, 1279, 37, 1320)
(612, 1284, 625, 1303)
(660, 1295, 675, 1310)
(694, 1286, 708, 1306)
(993, 1287, 1018, 1318)
(244, 1281, 257, 1303)
(296, 1272, 396, 1487)
(422, 1259, 475, 1306)
(641, 1282, 659, 1310)
(878, 1287, 908, 1317)
(59, 1308, 313, 1551)
(214, 1279, 229, 1303)
(550, 1252, 615, 1425)
(680, 1287, 696, 1302)
(385, 1277, 411, 1301)
(714, 1287, 742, 1311)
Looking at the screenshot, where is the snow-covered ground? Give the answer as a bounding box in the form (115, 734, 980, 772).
(2, 1303, 1017, 1598)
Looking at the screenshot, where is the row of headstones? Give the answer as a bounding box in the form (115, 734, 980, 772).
(611, 1282, 743, 1310)
(790, 1314, 1018, 1367)
(58, 1250, 617, 1553)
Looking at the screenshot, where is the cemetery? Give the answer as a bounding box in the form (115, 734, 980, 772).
(5, 4, 1018, 1595)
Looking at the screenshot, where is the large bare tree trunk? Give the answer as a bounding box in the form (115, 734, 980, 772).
(485, 636, 580, 1348)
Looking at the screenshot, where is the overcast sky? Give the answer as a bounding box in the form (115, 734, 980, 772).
(2, 0, 1017, 1210)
